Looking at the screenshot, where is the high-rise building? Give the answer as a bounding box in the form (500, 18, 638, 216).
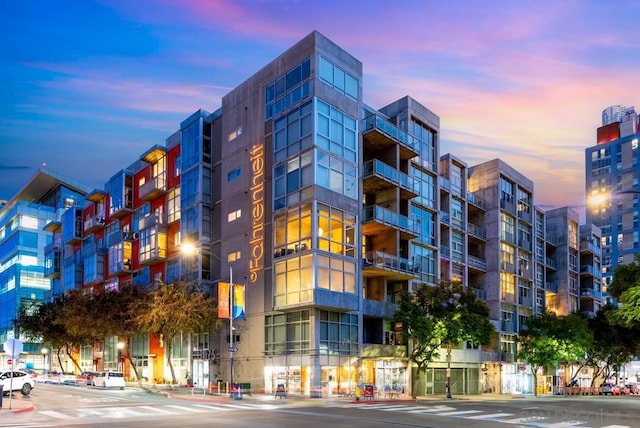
(0, 170, 90, 368)
(585, 105, 640, 300)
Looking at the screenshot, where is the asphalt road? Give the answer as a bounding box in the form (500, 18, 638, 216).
(2, 383, 640, 428)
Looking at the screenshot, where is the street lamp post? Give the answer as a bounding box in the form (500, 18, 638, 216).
(41, 348, 48, 371)
(117, 342, 125, 372)
(229, 266, 235, 395)
(446, 343, 452, 399)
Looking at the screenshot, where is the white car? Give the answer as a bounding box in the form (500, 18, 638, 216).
(92, 371, 125, 390)
(0, 370, 35, 395)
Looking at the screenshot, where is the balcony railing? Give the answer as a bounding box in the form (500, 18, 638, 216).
(580, 240, 602, 255)
(546, 282, 558, 293)
(440, 212, 450, 225)
(472, 288, 487, 301)
(468, 223, 486, 240)
(363, 205, 418, 237)
(467, 192, 487, 210)
(580, 265, 597, 275)
(468, 255, 487, 271)
(546, 258, 557, 269)
(139, 213, 167, 230)
(363, 251, 417, 277)
(84, 215, 106, 233)
(362, 112, 420, 160)
(139, 175, 167, 201)
(363, 159, 418, 197)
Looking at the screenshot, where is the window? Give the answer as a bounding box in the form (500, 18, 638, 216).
(500, 177, 514, 203)
(274, 254, 314, 306)
(228, 209, 241, 222)
(167, 187, 181, 224)
(500, 213, 515, 242)
(265, 57, 312, 120)
(411, 119, 437, 172)
(228, 126, 242, 142)
(316, 203, 357, 257)
(501, 272, 515, 300)
(227, 251, 241, 263)
(316, 99, 358, 163)
(318, 311, 358, 356)
(227, 167, 242, 182)
(264, 311, 310, 355)
(317, 255, 356, 293)
(318, 56, 358, 100)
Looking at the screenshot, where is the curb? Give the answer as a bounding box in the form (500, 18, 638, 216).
(0, 403, 36, 415)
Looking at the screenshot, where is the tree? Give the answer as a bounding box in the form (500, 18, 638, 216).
(15, 290, 94, 372)
(517, 312, 592, 396)
(394, 282, 494, 398)
(607, 257, 640, 340)
(133, 282, 220, 384)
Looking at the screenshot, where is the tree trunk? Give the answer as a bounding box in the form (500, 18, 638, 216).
(65, 348, 83, 373)
(532, 370, 538, 397)
(166, 342, 177, 384)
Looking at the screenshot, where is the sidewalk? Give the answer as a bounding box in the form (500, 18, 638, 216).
(0, 393, 36, 415)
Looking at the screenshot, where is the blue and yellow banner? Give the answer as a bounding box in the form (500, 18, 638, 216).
(232, 284, 245, 319)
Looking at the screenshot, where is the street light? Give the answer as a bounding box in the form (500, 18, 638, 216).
(181, 242, 237, 396)
(41, 348, 48, 371)
(117, 342, 125, 372)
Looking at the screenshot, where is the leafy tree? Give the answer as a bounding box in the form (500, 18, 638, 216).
(133, 282, 220, 384)
(607, 257, 640, 343)
(15, 289, 94, 372)
(608, 255, 640, 299)
(394, 282, 494, 398)
(517, 312, 592, 395)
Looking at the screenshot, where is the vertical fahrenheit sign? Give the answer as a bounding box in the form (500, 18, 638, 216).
(218, 282, 230, 319)
(249, 142, 265, 284)
(232, 284, 245, 319)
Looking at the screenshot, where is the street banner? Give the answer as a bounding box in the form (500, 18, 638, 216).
(218, 282, 230, 319)
(232, 284, 245, 319)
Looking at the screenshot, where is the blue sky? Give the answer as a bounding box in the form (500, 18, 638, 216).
(2, 0, 639, 215)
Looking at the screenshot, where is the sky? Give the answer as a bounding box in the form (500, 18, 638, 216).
(2, 0, 639, 218)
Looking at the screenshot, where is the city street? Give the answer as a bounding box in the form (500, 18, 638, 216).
(1, 383, 640, 427)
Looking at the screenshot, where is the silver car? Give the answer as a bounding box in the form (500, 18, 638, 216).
(0, 370, 35, 395)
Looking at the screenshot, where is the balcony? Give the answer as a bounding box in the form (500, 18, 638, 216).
(517, 208, 532, 223)
(111, 259, 133, 276)
(362, 251, 417, 280)
(440, 212, 450, 225)
(363, 159, 418, 199)
(439, 176, 450, 192)
(518, 294, 533, 306)
(546, 282, 558, 293)
(139, 176, 167, 201)
(440, 245, 450, 260)
(468, 255, 487, 271)
(362, 298, 398, 318)
(501, 321, 516, 333)
(472, 288, 487, 301)
(361, 343, 407, 359)
(580, 265, 597, 276)
(139, 213, 167, 230)
(84, 215, 106, 234)
(468, 223, 485, 240)
(467, 192, 487, 210)
(580, 240, 601, 256)
(580, 289, 602, 300)
(139, 247, 167, 267)
(362, 205, 418, 239)
(44, 243, 61, 278)
(362, 113, 420, 160)
(501, 231, 516, 245)
(546, 258, 557, 270)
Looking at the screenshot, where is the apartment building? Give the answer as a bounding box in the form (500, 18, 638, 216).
(0, 170, 89, 369)
(586, 105, 640, 299)
(4, 31, 607, 396)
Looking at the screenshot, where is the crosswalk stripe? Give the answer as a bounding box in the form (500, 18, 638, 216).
(601, 425, 631, 428)
(139, 405, 178, 415)
(465, 413, 515, 419)
(191, 404, 233, 411)
(379, 406, 424, 412)
(164, 404, 208, 413)
(103, 407, 148, 418)
(436, 410, 483, 416)
(39, 410, 75, 420)
(407, 406, 457, 413)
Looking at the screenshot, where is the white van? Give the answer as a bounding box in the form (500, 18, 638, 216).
(92, 371, 125, 390)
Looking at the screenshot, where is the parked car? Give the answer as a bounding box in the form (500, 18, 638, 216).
(600, 383, 613, 395)
(92, 371, 125, 390)
(77, 371, 99, 386)
(626, 383, 640, 395)
(0, 370, 36, 395)
(60, 372, 78, 385)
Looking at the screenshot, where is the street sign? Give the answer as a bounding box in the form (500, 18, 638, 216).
(7, 358, 12, 365)
(3, 339, 23, 358)
(228, 346, 238, 353)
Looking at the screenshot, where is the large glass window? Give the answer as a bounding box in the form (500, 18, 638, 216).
(274, 204, 312, 258)
(500, 176, 514, 203)
(411, 205, 436, 246)
(411, 243, 436, 284)
(316, 99, 357, 163)
(274, 101, 313, 164)
(265, 311, 310, 355)
(319, 311, 358, 355)
(167, 187, 181, 224)
(411, 119, 437, 172)
(501, 213, 515, 242)
(265, 57, 312, 120)
(316, 203, 356, 257)
(274, 151, 313, 210)
(274, 255, 314, 306)
(411, 167, 436, 209)
(317, 255, 356, 293)
(318, 56, 358, 100)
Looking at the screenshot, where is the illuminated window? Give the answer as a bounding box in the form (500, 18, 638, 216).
(228, 209, 242, 222)
(227, 167, 242, 182)
(20, 215, 38, 230)
(228, 126, 242, 142)
(227, 251, 241, 263)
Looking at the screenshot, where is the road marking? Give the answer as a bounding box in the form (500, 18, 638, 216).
(139, 405, 178, 415)
(502, 416, 548, 424)
(380, 406, 425, 412)
(544, 422, 588, 428)
(190, 404, 233, 411)
(39, 410, 75, 420)
(600, 425, 631, 428)
(436, 410, 483, 416)
(407, 405, 457, 413)
(76, 408, 103, 417)
(466, 413, 515, 419)
(165, 404, 209, 412)
(102, 407, 147, 418)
